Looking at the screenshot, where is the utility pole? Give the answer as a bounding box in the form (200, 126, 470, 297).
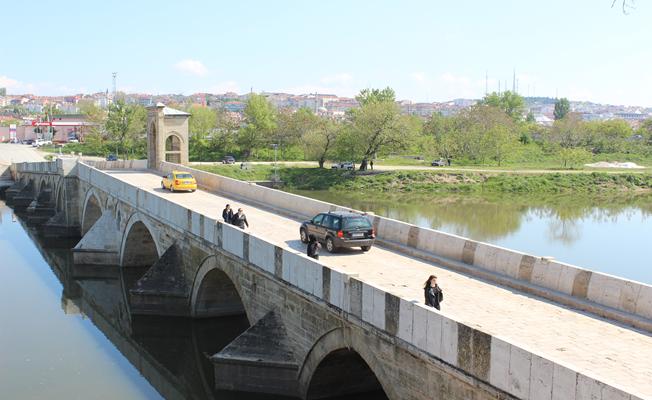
(512, 69, 516, 93)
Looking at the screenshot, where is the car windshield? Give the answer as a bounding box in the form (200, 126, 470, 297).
(175, 173, 193, 179)
(343, 216, 372, 230)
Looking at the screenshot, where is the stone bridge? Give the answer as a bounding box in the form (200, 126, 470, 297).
(4, 158, 651, 400)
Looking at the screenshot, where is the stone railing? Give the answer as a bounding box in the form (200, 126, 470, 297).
(79, 160, 641, 400)
(14, 160, 59, 174)
(158, 161, 652, 333)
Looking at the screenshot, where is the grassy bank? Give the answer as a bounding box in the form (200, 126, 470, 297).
(195, 164, 652, 194)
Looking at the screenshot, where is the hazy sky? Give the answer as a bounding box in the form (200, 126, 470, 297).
(1, 1, 650, 105)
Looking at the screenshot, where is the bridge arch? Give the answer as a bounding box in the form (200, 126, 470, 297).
(81, 189, 103, 235)
(299, 328, 394, 400)
(190, 255, 249, 321)
(55, 184, 64, 212)
(120, 212, 162, 267)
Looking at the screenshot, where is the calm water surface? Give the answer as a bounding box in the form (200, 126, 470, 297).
(291, 190, 652, 284)
(0, 201, 286, 400)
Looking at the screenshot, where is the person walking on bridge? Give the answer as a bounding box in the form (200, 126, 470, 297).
(424, 275, 443, 310)
(222, 204, 233, 224)
(307, 235, 321, 260)
(232, 208, 249, 230)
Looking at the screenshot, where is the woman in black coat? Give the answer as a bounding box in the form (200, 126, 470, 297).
(424, 275, 443, 310)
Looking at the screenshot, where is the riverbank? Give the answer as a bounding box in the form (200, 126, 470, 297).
(195, 164, 652, 194)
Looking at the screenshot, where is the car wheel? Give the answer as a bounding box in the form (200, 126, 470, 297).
(191, 189, 196, 192)
(326, 237, 336, 253)
(361, 245, 371, 252)
(161, 181, 165, 189)
(170, 186, 175, 193)
(300, 228, 309, 243)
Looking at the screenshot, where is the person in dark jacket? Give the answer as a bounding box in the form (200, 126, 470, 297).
(232, 208, 249, 229)
(424, 275, 443, 310)
(307, 235, 321, 260)
(222, 204, 233, 224)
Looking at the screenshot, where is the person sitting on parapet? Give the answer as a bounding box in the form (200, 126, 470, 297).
(307, 235, 321, 260)
(232, 208, 249, 229)
(222, 204, 233, 224)
(424, 275, 443, 310)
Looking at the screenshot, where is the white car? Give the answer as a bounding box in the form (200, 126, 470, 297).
(32, 139, 52, 147)
(331, 162, 355, 170)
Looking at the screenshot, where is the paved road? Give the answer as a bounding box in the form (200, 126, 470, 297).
(107, 169, 652, 398)
(0, 143, 45, 165)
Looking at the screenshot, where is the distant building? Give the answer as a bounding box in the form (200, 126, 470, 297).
(535, 114, 554, 127)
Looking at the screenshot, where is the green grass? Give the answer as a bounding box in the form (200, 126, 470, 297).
(196, 164, 652, 194)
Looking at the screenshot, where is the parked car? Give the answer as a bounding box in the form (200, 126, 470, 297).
(161, 170, 197, 192)
(331, 161, 354, 170)
(431, 159, 446, 167)
(68, 138, 79, 143)
(222, 155, 236, 164)
(32, 139, 46, 147)
(299, 211, 375, 253)
(106, 154, 118, 161)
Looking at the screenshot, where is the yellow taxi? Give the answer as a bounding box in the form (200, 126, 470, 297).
(161, 170, 197, 192)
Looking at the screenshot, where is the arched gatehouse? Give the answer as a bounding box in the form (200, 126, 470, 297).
(190, 255, 249, 320)
(81, 190, 103, 235)
(164, 133, 182, 163)
(300, 328, 394, 400)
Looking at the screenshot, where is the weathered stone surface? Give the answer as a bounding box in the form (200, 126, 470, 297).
(211, 311, 299, 397)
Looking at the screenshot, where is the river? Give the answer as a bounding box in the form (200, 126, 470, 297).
(0, 200, 291, 400)
(290, 190, 652, 285)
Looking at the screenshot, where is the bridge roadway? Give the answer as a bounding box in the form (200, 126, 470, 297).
(107, 168, 652, 398)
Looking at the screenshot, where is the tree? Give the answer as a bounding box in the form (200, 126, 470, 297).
(452, 105, 517, 163)
(585, 119, 632, 153)
(187, 105, 217, 161)
(638, 118, 652, 145)
(302, 118, 342, 168)
(422, 113, 458, 160)
(355, 87, 396, 106)
(277, 107, 317, 158)
(105, 99, 147, 159)
(483, 124, 517, 166)
(237, 94, 277, 158)
(346, 89, 419, 170)
(558, 147, 591, 169)
(547, 113, 586, 148)
(479, 91, 525, 121)
(553, 98, 570, 120)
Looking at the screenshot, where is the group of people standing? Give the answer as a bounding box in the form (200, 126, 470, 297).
(222, 204, 249, 229)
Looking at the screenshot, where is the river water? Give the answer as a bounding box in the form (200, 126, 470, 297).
(0, 201, 289, 400)
(290, 190, 652, 285)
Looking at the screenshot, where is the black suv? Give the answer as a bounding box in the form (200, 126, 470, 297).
(300, 211, 375, 253)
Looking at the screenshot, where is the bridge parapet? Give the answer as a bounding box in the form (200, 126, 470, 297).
(157, 161, 652, 334)
(75, 161, 643, 400)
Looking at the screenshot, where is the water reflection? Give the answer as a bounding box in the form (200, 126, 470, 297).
(3, 202, 292, 400)
(290, 190, 652, 283)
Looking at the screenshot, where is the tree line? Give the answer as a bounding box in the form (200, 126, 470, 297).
(76, 89, 652, 168)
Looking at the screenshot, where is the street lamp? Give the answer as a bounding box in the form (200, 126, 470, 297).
(271, 143, 279, 182)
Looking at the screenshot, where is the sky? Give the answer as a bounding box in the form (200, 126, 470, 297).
(0, 0, 650, 106)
